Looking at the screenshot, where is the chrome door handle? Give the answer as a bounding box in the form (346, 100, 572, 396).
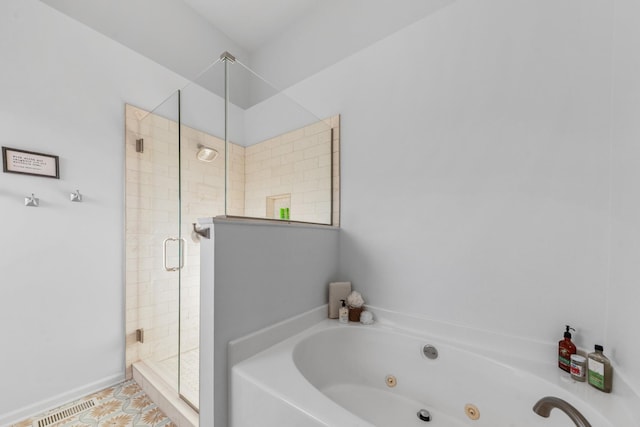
(163, 237, 186, 271)
(163, 237, 178, 271)
(179, 238, 186, 270)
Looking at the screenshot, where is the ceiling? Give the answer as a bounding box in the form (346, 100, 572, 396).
(39, 0, 456, 98)
(182, 0, 319, 52)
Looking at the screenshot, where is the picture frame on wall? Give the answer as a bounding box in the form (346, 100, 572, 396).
(2, 146, 60, 179)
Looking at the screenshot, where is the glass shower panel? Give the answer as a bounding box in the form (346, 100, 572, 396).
(126, 53, 337, 416)
(178, 58, 226, 410)
(226, 60, 333, 224)
(127, 91, 181, 393)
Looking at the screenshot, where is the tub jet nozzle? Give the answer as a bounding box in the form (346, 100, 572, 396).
(417, 409, 431, 422)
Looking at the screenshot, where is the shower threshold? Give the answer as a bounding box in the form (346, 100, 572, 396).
(144, 348, 200, 410)
(133, 361, 199, 427)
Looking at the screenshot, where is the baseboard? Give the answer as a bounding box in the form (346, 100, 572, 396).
(0, 373, 124, 427)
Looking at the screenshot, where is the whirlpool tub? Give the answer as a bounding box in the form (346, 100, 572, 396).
(230, 309, 637, 426)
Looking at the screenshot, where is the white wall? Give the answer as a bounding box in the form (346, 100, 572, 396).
(285, 0, 621, 374)
(0, 1, 189, 424)
(198, 219, 339, 427)
(241, 0, 640, 401)
(609, 0, 640, 393)
(40, 0, 250, 91)
(250, 0, 457, 93)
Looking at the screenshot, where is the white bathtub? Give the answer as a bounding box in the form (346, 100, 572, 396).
(231, 310, 637, 426)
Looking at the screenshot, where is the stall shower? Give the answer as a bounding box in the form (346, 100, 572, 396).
(125, 98, 228, 410)
(123, 53, 339, 421)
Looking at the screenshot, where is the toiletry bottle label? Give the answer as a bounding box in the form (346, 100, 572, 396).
(588, 360, 605, 389)
(570, 362, 584, 377)
(559, 347, 572, 371)
(570, 354, 586, 380)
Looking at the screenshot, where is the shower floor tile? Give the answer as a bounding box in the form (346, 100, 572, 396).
(11, 380, 175, 427)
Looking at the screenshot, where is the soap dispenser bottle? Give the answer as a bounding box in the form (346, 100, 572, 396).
(558, 325, 576, 372)
(339, 299, 349, 324)
(588, 345, 612, 393)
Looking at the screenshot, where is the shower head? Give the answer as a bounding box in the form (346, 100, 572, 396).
(196, 144, 219, 162)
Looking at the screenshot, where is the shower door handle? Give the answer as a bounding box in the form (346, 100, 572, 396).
(163, 237, 186, 272)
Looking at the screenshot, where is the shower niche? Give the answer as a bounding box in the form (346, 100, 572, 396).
(124, 52, 339, 420)
(266, 194, 291, 220)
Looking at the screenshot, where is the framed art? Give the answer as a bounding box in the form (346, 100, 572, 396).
(2, 147, 60, 179)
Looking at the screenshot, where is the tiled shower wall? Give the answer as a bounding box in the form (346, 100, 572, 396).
(124, 105, 235, 379)
(226, 142, 246, 217)
(125, 106, 340, 379)
(331, 115, 340, 226)
(243, 115, 340, 225)
(179, 125, 237, 356)
(125, 105, 179, 378)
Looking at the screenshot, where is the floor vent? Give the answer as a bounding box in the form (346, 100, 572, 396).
(33, 398, 97, 427)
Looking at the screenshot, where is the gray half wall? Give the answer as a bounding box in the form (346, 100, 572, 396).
(198, 218, 340, 426)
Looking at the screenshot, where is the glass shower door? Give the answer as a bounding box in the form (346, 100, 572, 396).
(128, 91, 183, 398)
(178, 58, 227, 411)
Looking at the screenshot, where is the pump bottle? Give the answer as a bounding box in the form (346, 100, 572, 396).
(339, 299, 349, 324)
(558, 325, 576, 372)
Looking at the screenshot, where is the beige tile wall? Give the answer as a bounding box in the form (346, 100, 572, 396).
(331, 115, 340, 226)
(243, 116, 340, 225)
(179, 126, 231, 358)
(226, 143, 246, 216)
(125, 105, 178, 379)
(125, 105, 232, 380)
(125, 106, 340, 380)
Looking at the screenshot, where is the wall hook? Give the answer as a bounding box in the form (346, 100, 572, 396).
(25, 193, 39, 207)
(70, 189, 82, 202)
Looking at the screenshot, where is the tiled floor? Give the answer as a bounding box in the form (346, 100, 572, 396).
(11, 380, 175, 427)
